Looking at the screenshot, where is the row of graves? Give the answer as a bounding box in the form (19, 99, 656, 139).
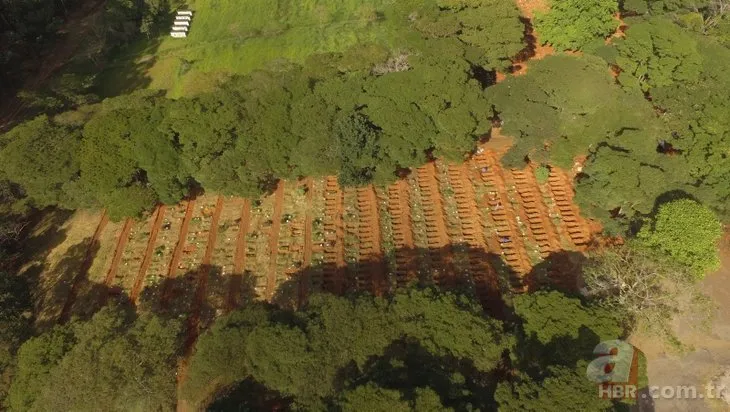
(171, 10, 193, 38)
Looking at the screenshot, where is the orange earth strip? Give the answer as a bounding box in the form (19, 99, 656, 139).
(300, 177, 314, 306)
(228, 199, 251, 311)
(471, 152, 533, 284)
(548, 169, 593, 247)
(185, 196, 224, 352)
(265, 182, 285, 300)
(447, 163, 503, 310)
(130, 205, 167, 303)
(416, 163, 456, 287)
(59, 210, 109, 323)
(322, 177, 346, 294)
(388, 179, 417, 288)
(103, 218, 134, 288)
(162, 200, 196, 307)
(510, 167, 562, 258)
(356, 186, 386, 295)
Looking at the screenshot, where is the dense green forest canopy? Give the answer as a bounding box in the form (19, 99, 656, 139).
(5, 288, 627, 411)
(2, 0, 730, 238)
(1, 0, 526, 220)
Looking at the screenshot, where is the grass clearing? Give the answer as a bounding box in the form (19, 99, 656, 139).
(25, 210, 104, 328)
(102, 0, 414, 98)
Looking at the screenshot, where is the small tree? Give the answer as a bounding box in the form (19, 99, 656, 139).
(534, 0, 619, 51)
(583, 244, 713, 344)
(638, 199, 723, 277)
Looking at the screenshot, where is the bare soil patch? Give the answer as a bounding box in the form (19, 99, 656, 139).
(629, 232, 730, 412)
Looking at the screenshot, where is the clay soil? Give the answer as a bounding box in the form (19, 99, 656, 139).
(54, 143, 597, 324)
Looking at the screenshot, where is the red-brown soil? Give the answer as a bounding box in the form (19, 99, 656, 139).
(471, 151, 533, 287)
(51, 150, 599, 412)
(265, 182, 285, 300)
(321, 176, 345, 294)
(99, 218, 134, 305)
(130, 205, 167, 303)
(446, 163, 502, 310)
(388, 180, 418, 288)
(356, 186, 386, 295)
(185, 197, 223, 352)
(510, 166, 562, 258)
(162, 200, 196, 307)
(299, 178, 314, 305)
(416, 163, 456, 287)
(547, 168, 592, 248)
(228, 200, 251, 311)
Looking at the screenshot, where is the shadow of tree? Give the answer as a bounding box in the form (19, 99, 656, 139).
(271, 245, 510, 319)
(45, 238, 600, 335)
(32, 237, 98, 330)
(35, 236, 636, 412)
(206, 378, 292, 412)
(339, 339, 504, 410)
(526, 250, 587, 293)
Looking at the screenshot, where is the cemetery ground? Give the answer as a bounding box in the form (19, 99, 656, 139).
(28, 134, 598, 341)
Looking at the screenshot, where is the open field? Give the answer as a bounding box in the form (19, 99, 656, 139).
(101, 0, 417, 97)
(43, 138, 596, 332)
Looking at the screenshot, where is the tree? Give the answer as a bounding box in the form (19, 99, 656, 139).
(185, 289, 511, 410)
(333, 112, 383, 187)
(513, 291, 622, 347)
(335, 384, 450, 412)
(535, 0, 619, 51)
(615, 17, 703, 90)
(5, 326, 74, 411)
(0, 269, 33, 405)
(7, 305, 182, 411)
(583, 243, 713, 341)
(486, 54, 662, 168)
(0, 116, 82, 209)
(498, 291, 625, 411)
(649, 40, 730, 219)
(496, 364, 614, 412)
(637, 198, 723, 277)
(409, 0, 525, 71)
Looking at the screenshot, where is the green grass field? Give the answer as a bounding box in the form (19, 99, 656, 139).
(102, 0, 416, 98)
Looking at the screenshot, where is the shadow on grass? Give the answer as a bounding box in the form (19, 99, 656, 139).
(94, 36, 164, 98)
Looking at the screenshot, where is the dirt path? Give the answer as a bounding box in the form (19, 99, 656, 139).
(547, 169, 592, 247)
(504, 0, 554, 78)
(59, 210, 109, 323)
(511, 167, 562, 258)
(300, 178, 314, 306)
(629, 233, 730, 412)
(515, 0, 548, 18)
(228, 199, 250, 311)
(471, 152, 532, 288)
(265, 182, 285, 300)
(322, 177, 345, 294)
(416, 163, 455, 287)
(99, 218, 134, 305)
(357, 186, 386, 295)
(447, 164, 502, 311)
(185, 196, 223, 352)
(162, 200, 196, 307)
(388, 180, 417, 288)
(130, 205, 167, 303)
